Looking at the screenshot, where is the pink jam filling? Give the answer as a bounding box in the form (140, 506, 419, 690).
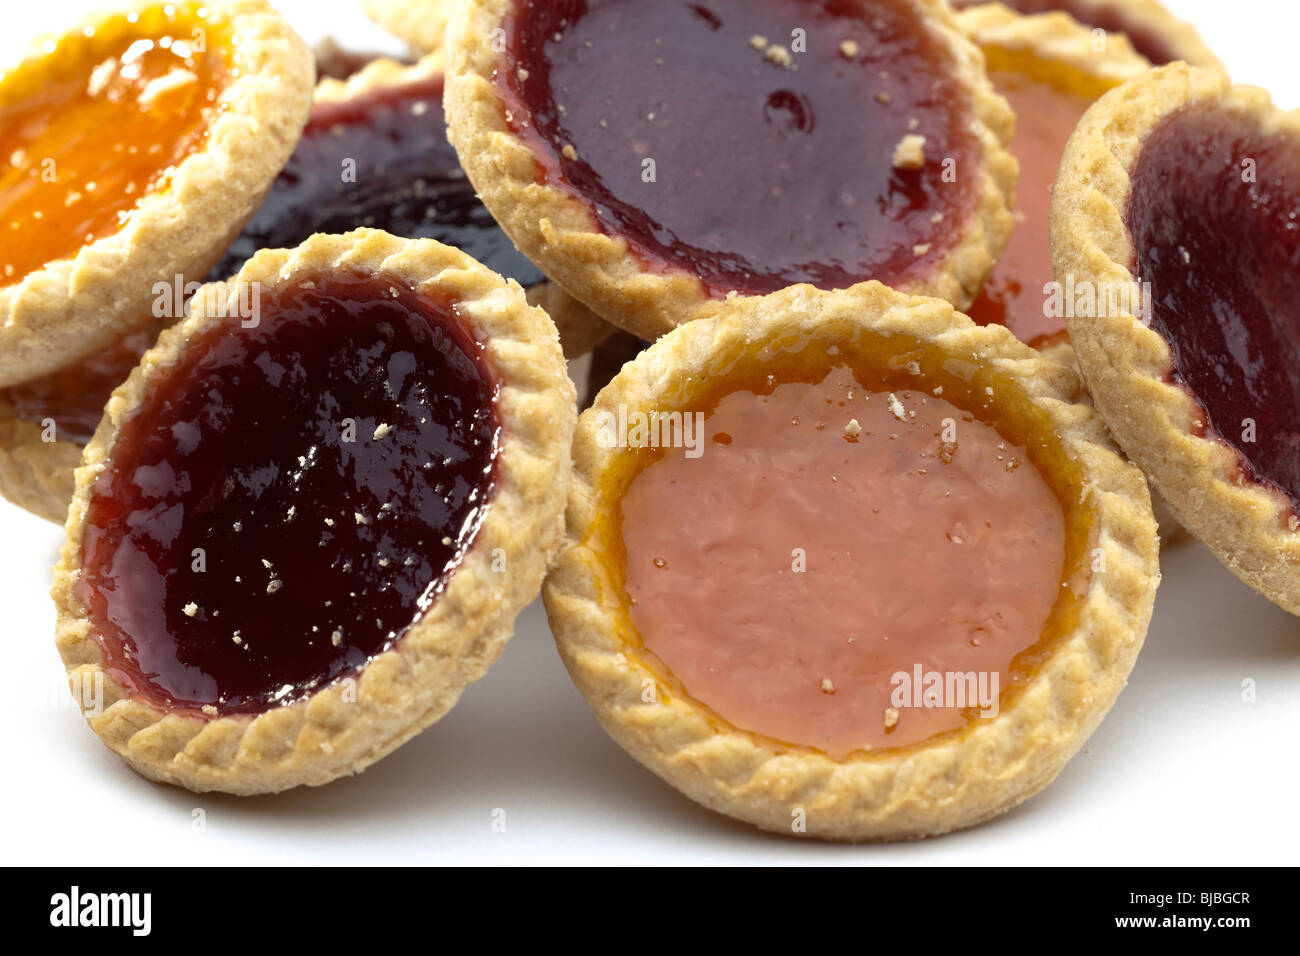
(620, 367, 1066, 756)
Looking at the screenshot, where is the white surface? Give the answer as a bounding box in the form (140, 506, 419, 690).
(1, 0, 1298, 866)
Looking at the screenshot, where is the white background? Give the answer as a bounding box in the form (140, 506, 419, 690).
(2, 0, 1297, 865)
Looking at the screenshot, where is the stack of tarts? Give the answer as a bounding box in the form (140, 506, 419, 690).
(0, 0, 1285, 842)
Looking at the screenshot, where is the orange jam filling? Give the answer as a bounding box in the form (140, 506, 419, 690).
(0, 3, 232, 283)
(594, 338, 1092, 758)
(966, 51, 1120, 347)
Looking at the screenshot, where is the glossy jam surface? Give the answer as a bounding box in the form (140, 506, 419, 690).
(501, 0, 979, 296)
(949, 0, 1181, 65)
(0, 4, 231, 283)
(209, 73, 543, 286)
(966, 63, 1101, 346)
(618, 362, 1069, 756)
(4, 329, 155, 445)
(1127, 103, 1300, 509)
(76, 273, 501, 715)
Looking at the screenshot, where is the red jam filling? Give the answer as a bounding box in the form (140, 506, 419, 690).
(75, 272, 501, 715)
(208, 72, 544, 286)
(1126, 103, 1300, 510)
(965, 67, 1097, 346)
(499, 0, 980, 296)
(949, 0, 1183, 65)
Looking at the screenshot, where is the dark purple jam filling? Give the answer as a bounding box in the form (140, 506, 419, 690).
(76, 272, 501, 715)
(208, 73, 544, 287)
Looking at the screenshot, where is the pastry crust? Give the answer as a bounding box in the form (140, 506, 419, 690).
(544, 281, 1159, 841)
(445, 0, 1018, 342)
(52, 229, 577, 794)
(311, 46, 442, 104)
(360, 0, 454, 53)
(0, 0, 314, 388)
(951, 0, 1220, 69)
(955, 3, 1152, 83)
(525, 282, 615, 359)
(0, 402, 80, 524)
(1052, 63, 1300, 614)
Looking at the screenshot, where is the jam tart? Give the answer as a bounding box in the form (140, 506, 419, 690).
(948, 0, 1221, 70)
(544, 281, 1158, 840)
(53, 229, 577, 793)
(0, 49, 609, 525)
(0, 0, 314, 388)
(1053, 64, 1300, 615)
(445, 0, 1019, 341)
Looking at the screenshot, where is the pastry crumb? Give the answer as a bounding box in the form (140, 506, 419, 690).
(441, 536, 453, 546)
(913, 243, 931, 256)
(749, 34, 768, 51)
(516, 67, 529, 82)
(355, 512, 368, 525)
(373, 423, 391, 440)
(887, 392, 907, 421)
(820, 677, 836, 694)
(839, 39, 859, 58)
(884, 707, 900, 729)
(764, 44, 793, 68)
(875, 90, 892, 105)
(266, 579, 282, 594)
(331, 629, 343, 647)
(201, 704, 218, 717)
(561, 143, 578, 161)
(892, 133, 927, 170)
(844, 418, 861, 438)
(182, 602, 199, 617)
